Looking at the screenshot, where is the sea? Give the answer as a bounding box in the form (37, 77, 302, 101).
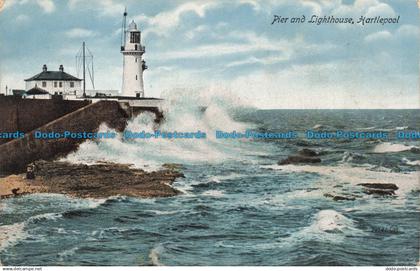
(0, 95, 419, 266)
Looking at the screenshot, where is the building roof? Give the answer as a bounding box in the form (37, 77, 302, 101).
(25, 71, 82, 82)
(12, 89, 26, 96)
(128, 20, 137, 31)
(26, 86, 49, 95)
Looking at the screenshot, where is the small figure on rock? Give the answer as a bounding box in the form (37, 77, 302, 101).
(26, 163, 35, 180)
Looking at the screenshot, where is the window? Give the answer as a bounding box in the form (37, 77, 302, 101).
(59, 82, 62, 88)
(42, 81, 46, 87)
(54, 82, 57, 88)
(135, 58, 137, 63)
(130, 32, 140, 43)
(136, 75, 138, 80)
(70, 82, 74, 88)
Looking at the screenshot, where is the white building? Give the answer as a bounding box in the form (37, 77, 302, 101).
(121, 20, 147, 97)
(24, 65, 82, 95)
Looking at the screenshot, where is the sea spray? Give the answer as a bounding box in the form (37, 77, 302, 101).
(64, 88, 261, 168)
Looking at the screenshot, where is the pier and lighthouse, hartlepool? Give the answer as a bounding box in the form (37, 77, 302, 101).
(0, 9, 161, 173)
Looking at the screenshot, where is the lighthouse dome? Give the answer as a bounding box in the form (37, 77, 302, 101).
(128, 20, 137, 30)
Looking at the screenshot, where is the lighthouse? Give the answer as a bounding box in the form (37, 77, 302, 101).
(121, 12, 147, 97)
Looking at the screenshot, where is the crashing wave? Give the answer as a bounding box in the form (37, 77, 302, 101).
(64, 89, 260, 169)
(373, 142, 419, 153)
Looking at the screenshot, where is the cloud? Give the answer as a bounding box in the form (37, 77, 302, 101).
(364, 24, 419, 43)
(2, 0, 54, 13)
(310, 0, 396, 22)
(227, 61, 419, 109)
(396, 24, 420, 37)
(154, 31, 294, 61)
(65, 28, 97, 38)
(2, 0, 17, 10)
(365, 2, 395, 17)
(144, 59, 419, 109)
(68, 0, 124, 17)
(36, 0, 54, 13)
(364, 30, 392, 42)
(185, 25, 209, 40)
(15, 14, 29, 23)
(135, 1, 220, 37)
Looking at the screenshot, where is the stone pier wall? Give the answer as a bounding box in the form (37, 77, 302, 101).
(0, 100, 128, 174)
(0, 96, 90, 144)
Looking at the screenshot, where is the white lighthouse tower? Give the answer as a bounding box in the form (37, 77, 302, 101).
(121, 11, 147, 97)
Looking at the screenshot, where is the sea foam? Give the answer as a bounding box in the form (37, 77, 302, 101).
(64, 89, 261, 170)
(373, 142, 419, 153)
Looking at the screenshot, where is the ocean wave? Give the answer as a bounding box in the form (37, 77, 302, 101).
(262, 164, 419, 195)
(402, 158, 420, 166)
(312, 210, 356, 233)
(354, 126, 376, 131)
(147, 210, 180, 215)
(201, 190, 225, 197)
(372, 142, 420, 153)
(288, 210, 367, 244)
(149, 244, 164, 266)
(253, 209, 366, 251)
(174, 172, 250, 196)
(0, 194, 109, 262)
(57, 246, 79, 262)
(341, 151, 366, 163)
(205, 173, 247, 183)
(63, 90, 262, 169)
(0, 222, 28, 260)
(311, 124, 339, 131)
(27, 212, 63, 223)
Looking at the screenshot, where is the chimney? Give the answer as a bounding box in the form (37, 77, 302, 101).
(59, 65, 64, 72)
(42, 64, 47, 72)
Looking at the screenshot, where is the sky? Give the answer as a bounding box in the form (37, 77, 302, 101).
(0, 0, 419, 109)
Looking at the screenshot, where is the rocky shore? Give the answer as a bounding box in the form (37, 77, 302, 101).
(0, 160, 184, 199)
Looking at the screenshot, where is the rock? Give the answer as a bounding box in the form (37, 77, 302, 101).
(278, 148, 322, 165)
(0, 175, 41, 199)
(297, 148, 319, 157)
(357, 183, 398, 196)
(11, 188, 20, 195)
(278, 155, 321, 165)
(324, 193, 356, 201)
(1, 160, 184, 199)
(162, 163, 185, 170)
(357, 183, 398, 190)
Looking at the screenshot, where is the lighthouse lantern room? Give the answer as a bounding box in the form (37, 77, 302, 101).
(121, 10, 147, 97)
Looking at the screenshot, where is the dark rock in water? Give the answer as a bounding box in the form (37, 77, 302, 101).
(357, 183, 398, 196)
(278, 155, 321, 165)
(357, 183, 398, 190)
(297, 148, 319, 157)
(324, 193, 356, 201)
(410, 147, 420, 154)
(278, 148, 322, 165)
(363, 189, 396, 196)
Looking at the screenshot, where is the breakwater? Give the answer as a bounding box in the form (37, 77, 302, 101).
(0, 100, 128, 173)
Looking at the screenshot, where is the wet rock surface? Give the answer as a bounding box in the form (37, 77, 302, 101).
(278, 148, 322, 165)
(0, 160, 184, 199)
(324, 193, 356, 201)
(357, 183, 399, 196)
